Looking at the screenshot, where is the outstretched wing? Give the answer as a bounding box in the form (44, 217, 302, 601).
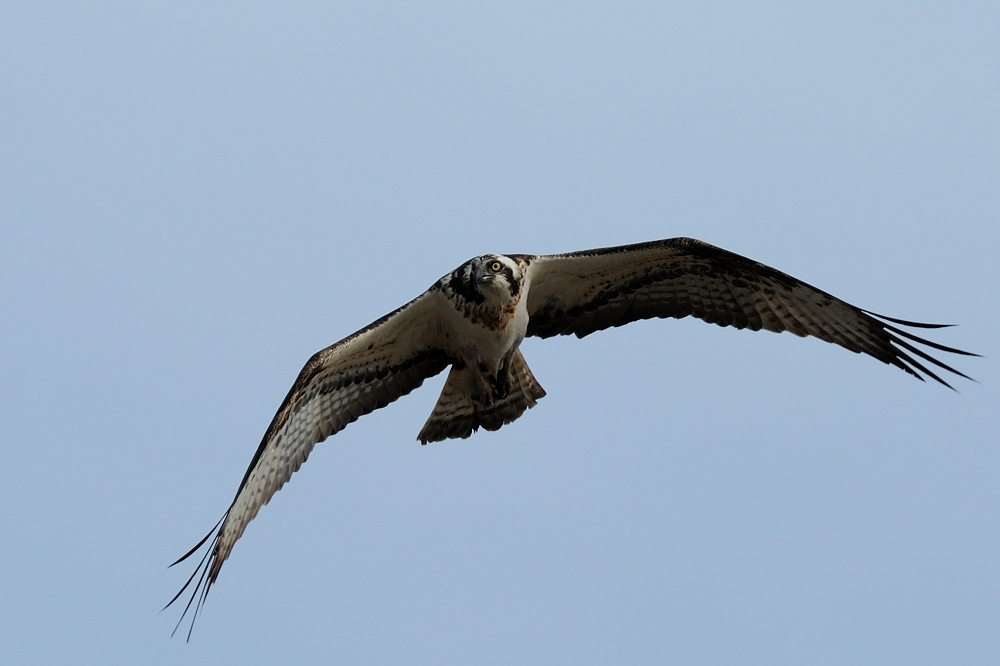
(167, 289, 454, 638)
(524, 237, 974, 385)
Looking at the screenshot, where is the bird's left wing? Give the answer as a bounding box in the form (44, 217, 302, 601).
(523, 237, 974, 385)
(167, 288, 454, 637)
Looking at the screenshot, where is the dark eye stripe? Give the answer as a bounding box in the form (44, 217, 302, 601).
(502, 264, 520, 296)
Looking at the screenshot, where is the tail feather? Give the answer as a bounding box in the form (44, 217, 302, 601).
(418, 350, 545, 444)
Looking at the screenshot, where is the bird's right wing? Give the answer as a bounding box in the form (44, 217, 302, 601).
(167, 288, 455, 637)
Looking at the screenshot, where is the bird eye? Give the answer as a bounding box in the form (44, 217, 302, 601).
(491, 261, 502, 272)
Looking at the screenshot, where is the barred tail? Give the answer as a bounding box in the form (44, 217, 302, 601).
(418, 350, 546, 444)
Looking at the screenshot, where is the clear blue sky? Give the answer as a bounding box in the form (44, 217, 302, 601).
(1, 3, 997, 664)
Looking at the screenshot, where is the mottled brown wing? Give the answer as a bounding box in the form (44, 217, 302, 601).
(525, 237, 974, 385)
(167, 288, 454, 638)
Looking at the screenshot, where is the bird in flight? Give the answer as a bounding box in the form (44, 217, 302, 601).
(167, 237, 973, 637)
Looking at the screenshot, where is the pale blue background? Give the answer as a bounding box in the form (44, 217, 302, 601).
(1, 3, 997, 664)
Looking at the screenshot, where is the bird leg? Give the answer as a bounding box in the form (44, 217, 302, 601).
(469, 363, 497, 407)
(491, 357, 512, 401)
(469, 354, 514, 407)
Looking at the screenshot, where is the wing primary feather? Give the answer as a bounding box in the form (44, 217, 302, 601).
(873, 319, 981, 358)
(887, 338, 953, 389)
(184, 553, 214, 641)
(164, 517, 225, 641)
(886, 333, 974, 387)
(168, 516, 224, 568)
(170, 541, 213, 640)
(883, 352, 923, 382)
(189, 562, 215, 642)
(162, 552, 203, 611)
(862, 310, 956, 329)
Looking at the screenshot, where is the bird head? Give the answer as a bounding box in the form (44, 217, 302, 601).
(472, 254, 523, 303)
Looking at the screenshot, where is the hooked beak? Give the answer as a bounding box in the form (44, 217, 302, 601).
(475, 265, 494, 285)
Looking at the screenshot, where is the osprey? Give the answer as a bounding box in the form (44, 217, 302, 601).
(168, 237, 973, 637)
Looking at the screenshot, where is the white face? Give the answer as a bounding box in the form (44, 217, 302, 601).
(474, 254, 521, 303)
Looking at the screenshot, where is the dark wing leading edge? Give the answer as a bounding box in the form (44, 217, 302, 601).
(525, 237, 975, 385)
(166, 289, 454, 638)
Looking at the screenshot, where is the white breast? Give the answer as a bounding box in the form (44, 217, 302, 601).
(436, 297, 526, 375)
